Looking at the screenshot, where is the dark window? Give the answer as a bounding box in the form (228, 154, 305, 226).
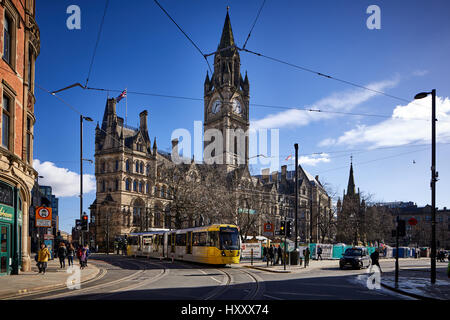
(208, 231, 219, 248)
(125, 160, 130, 172)
(133, 181, 137, 191)
(28, 48, 33, 91)
(139, 182, 143, 193)
(2, 95, 11, 149)
(3, 15, 12, 65)
(115, 160, 119, 171)
(125, 179, 130, 191)
(176, 233, 186, 246)
(145, 183, 149, 194)
(135, 162, 139, 173)
(140, 162, 143, 173)
(115, 179, 119, 191)
(193, 232, 207, 246)
(26, 117, 32, 163)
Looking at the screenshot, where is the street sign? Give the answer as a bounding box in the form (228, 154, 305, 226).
(408, 217, 418, 226)
(36, 207, 52, 227)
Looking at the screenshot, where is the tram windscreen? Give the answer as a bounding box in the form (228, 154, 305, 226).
(219, 227, 240, 250)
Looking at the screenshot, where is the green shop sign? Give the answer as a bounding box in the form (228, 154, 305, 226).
(238, 208, 257, 214)
(0, 204, 14, 223)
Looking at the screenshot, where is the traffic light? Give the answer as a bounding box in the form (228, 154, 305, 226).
(81, 214, 89, 231)
(280, 221, 285, 236)
(286, 221, 292, 238)
(397, 219, 406, 237)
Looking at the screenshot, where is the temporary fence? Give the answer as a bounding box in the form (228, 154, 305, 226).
(241, 241, 428, 260)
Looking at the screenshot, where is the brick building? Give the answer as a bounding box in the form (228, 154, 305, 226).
(0, 0, 39, 275)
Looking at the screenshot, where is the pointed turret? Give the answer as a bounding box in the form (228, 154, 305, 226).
(218, 9, 235, 56)
(152, 137, 157, 155)
(347, 161, 356, 196)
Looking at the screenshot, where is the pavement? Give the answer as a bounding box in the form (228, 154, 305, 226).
(0, 254, 100, 299)
(241, 257, 450, 300)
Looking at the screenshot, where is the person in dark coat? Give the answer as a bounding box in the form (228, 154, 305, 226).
(370, 249, 382, 273)
(268, 245, 274, 266)
(304, 247, 310, 268)
(57, 242, 67, 268)
(317, 246, 323, 260)
(262, 246, 267, 262)
(276, 245, 283, 265)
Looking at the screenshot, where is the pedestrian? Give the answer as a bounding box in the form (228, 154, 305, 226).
(37, 243, 51, 274)
(317, 246, 323, 261)
(67, 243, 75, 267)
(304, 247, 310, 268)
(57, 242, 67, 268)
(276, 245, 283, 265)
(76, 245, 83, 267)
(370, 248, 382, 273)
(262, 246, 267, 262)
(268, 245, 274, 266)
(84, 244, 90, 267)
(79, 246, 87, 269)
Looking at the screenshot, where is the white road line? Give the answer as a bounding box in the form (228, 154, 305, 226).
(263, 294, 283, 300)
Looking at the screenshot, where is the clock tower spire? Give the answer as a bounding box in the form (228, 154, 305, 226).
(204, 8, 250, 172)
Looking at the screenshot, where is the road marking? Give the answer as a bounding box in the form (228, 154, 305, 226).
(263, 293, 283, 300)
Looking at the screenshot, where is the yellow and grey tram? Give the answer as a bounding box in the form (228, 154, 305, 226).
(126, 224, 241, 265)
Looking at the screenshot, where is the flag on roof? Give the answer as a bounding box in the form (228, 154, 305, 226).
(285, 154, 292, 161)
(116, 89, 127, 102)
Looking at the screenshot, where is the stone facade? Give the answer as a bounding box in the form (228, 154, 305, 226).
(90, 10, 332, 249)
(0, 0, 39, 274)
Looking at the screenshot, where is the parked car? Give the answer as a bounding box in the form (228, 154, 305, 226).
(339, 247, 370, 270)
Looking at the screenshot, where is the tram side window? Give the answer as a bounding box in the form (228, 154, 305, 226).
(193, 232, 207, 247)
(143, 237, 152, 246)
(176, 233, 186, 246)
(208, 231, 219, 248)
(128, 237, 138, 245)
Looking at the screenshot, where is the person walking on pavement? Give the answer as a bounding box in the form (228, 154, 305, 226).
(304, 247, 310, 268)
(76, 245, 83, 268)
(268, 245, 274, 266)
(370, 248, 382, 273)
(79, 246, 87, 269)
(37, 243, 51, 274)
(67, 243, 75, 267)
(276, 245, 283, 265)
(317, 246, 323, 261)
(57, 242, 67, 268)
(262, 246, 267, 262)
(84, 244, 90, 267)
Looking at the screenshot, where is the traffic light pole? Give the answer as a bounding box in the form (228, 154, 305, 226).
(284, 223, 287, 271)
(294, 144, 298, 249)
(395, 214, 399, 288)
(80, 115, 84, 247)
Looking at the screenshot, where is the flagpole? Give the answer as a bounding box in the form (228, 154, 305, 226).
(125, 87, 128, 126)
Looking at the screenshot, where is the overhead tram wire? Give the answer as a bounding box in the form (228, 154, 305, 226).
(153, 0, 212, 73)
(85, 0, 110, 88)
(37, 84, 132, 152)
(242, 0, 266, 50)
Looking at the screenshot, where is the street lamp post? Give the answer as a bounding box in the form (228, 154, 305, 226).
(414, 89, 437, 284)
(294, 144, 298, 250)
(80, 115, 93, 246)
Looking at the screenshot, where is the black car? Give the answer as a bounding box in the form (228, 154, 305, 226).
(339, 247, 370, 270)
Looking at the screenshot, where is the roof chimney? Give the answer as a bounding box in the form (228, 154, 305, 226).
(281, 165, 287, 183)
(139, 110, 148, 130)
(262, 168, 270, 183)
(271, 171, 278, 183)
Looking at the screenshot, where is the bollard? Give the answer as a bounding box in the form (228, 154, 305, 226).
(251, 249, 253, 266)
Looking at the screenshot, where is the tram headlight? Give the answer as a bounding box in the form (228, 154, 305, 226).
(221, 250, 226, 257)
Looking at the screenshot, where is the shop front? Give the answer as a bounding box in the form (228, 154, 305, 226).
(0, 181, 23, 276)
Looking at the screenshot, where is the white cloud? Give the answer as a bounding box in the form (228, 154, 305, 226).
(33, 159, 96, 197)
(250, 77, 400, 130)
(319, 96, 450, 148)
(298, 153, 331, 166)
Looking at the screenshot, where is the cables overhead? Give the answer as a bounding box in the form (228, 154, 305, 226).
(153, 0, 212, 73)
(85, 0, 110, 87)
(242, 0, 266, 50)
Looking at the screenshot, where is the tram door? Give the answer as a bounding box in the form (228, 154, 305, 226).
(0, 224, 10, 276)
(187, 232, 192, 254)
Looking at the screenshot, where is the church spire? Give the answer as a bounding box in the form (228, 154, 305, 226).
(347, 156, 356, 196)
(217, 8, 236, 56)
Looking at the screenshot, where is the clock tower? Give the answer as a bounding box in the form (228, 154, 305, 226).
(204, 9, 250, 172)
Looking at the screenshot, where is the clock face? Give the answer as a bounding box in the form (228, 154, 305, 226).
(212, 99, 222, 114)
(232, 99, 242, 114)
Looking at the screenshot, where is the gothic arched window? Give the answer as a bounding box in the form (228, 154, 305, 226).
(126, 179, 131, 191)
(139, 181, 143, 193)
(135, 161, 139, 173)
(126, 160, 130, 172)
(140, 162, 143, 174)
(133, 180, 137, 192)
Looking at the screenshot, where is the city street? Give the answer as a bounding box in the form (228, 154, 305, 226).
(8, 254, 447, 300)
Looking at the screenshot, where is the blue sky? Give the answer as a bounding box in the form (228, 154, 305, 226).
(33, 0, 450, 233)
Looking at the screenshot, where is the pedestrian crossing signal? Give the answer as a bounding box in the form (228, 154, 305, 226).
(286, 221, 292, 238)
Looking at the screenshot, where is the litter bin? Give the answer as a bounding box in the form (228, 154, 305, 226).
(290, 250, 299, 265)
